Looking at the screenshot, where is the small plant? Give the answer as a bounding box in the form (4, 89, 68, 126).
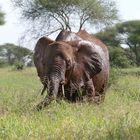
(13, 60, 24, 70)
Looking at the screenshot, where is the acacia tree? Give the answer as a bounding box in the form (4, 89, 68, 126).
(12, 0, 118, 38)
(95, 27, 120, 46)
(96, 20, 140, 66)
(0, 43, 32, 65)
(117, 20, 140, 65)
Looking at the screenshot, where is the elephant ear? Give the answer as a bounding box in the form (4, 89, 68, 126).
(73, 40, 103, 78)
(34, 37, 54, 78)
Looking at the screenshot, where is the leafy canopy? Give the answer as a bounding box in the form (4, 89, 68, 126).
(0, 43, 32, 65)
(12, 0, 118, 37)
(117, 20, 140, 65)
(96, 20, 140, 66)
(117, 20, 140, 47)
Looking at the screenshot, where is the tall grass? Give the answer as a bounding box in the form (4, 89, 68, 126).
(0, 67, 140, 140)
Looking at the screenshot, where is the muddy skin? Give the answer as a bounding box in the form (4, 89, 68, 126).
(34, 30, 109, 110)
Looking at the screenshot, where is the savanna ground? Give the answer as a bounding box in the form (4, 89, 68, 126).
(0, 67, 140, 140)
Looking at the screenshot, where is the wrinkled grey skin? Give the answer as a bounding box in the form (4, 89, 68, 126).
(34, 30, 109, 110)
(34, 38, 72, 109)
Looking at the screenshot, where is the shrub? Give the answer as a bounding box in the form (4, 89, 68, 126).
(109, 46, 132, 68)
(13, 61, 24, 70)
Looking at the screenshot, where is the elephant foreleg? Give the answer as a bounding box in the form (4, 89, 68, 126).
(84, 80, 95, 102)
(35, 95, 53, 111)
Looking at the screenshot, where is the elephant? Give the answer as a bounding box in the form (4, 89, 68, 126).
(34, 30, 109, 110)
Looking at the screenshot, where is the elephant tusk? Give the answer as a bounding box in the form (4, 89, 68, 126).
(62, 84, 65, 97)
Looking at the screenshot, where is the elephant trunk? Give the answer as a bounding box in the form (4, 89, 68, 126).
(48, 77, 60, 98)
(36, 56, 66, 110)
(47, 56, 66, 98)
(36, 75, 62, 111)
(40, 74, 61, 97)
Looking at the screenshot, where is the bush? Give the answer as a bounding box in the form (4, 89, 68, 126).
(13, 61, 24, 70)
(109, 46, 132, 68)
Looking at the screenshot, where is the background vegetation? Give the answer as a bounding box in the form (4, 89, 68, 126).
(0, 9, 5, 25)
(12, 0, 118, 37)
(0, 43, 33, 68)
(96, 20, 140, 68)
(1, 20, 140, 69)
(1, 1, 139, 69)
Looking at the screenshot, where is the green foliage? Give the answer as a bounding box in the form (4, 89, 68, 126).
(0, 67, 140, 139)
(0, 43, 32, 66)
(13, 60, 24, 70)
(12, 0, 118, 37)
(117, 20, 140, 66)
(96, 27, 120, 46)
(117, 20, 140, 35)
(0, 11, 5, 25)
(96, 20, 140, 67)
(109, 46, 132, 68)
(0, 59, 8, 68)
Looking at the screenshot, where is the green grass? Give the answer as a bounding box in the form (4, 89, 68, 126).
(0, 67, 140, 140)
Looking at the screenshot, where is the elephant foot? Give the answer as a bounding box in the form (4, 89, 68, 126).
(82, 94, 105, 104)
(93, 94, 105, 104)
(35, 97, 52, 111)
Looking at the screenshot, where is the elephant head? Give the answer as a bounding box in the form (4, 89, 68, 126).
(34, 30, 108, 109)
(34, 38, 75, 97)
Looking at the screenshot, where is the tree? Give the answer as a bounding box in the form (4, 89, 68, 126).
(109, 46, 132, 68)
(0, 43, 32, 65)
(12, 0, 118, 38)
(95, 20, 140, 66)
(95, 27, 120, 47)
(0, 9, 5, 25)
(117, 20, 140, 66)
